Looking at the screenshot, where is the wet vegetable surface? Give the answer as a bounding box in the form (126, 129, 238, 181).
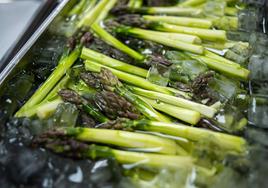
(0, 0, 268, 187)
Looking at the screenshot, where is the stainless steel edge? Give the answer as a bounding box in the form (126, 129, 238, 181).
(0, 0, 70, 86)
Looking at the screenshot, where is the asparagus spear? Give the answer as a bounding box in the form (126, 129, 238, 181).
(68, 0, 88, 16)
(139, 96, 201, 125)
(58, 89, 110, 123)
(118, 7, 203, 16)
(81, 47, 147, 77)
(91, 23, 145, 60)
(98, 119, 247, 153)
(204, 49, 241, 68)
(39, 139, 194, 169)
(81, 68, 171, 122)
(186, 53, 250, 80)
(128, 0, 143, 8)
(84, 60, 172, 95)
(177, 0, 206, 7)
(151, 22, 227, 41)
(143, 15, 213, 28)
(128, 86, 217, 118)
(94, 0, 118, 23)
(38, 127, 185, 155)
(116, 27, 202, 44)
(77, 0, 110, 27)
(36, 99, 63, 119)
(115, 26, 204, 54)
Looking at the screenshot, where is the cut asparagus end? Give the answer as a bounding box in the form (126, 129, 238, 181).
(36, 99, 63, 119)
(188, 54, 250, 80)
(129, 86, 217, 118)
(140, 96, 201, 125)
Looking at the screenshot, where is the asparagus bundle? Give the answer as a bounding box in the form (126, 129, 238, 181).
(13, 0, 253, 185)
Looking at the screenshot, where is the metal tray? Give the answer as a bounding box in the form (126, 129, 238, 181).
(0, 0, 74, 90)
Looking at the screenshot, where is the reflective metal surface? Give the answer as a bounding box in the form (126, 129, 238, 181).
(0, 0, 72, 89)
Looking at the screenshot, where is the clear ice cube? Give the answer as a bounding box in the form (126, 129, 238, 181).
(238, 9, 258, 32)
(249, 55, 268, 81)
(203, 1, 226, 17)
(248, 96, 268, 128)
(147, 63, 171, 86)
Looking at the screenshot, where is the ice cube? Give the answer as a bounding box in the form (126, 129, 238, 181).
(238, 9, 258, 32)
(249, 33, 268, 55)
(242, 0, 266, 7)
(147, 63, 171, 86)
(250, 81, 268, 96)
(248, 96, 268, 128)
(203, 1, 226, 17)
(249, 55, 268, 81)
(53, 103, 79, 127)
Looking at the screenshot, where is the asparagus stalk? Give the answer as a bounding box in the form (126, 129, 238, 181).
(139, 96, 201, 125)
(202, 40, 236, 50)
(177, 0, 206, 7)
(128, 0, 143, 8)
(115, 26, 204, 54)
(46, 127, 184, 155)
(44, 140, 194, 169)
(16, 47, 81, 117)
(78, 0, 98, 20)
(100, 119, 246, 153)
(81, 47, 147, 77)
(77, 0, 109, 27)
(128, 86, 217, 118)
(36, 99, 63, 119)
(94, 0, 118, 23)
(127, 7, 203, 16)
(187, 53, 250, 80)
(225, 7, 238, 16)
(68, 0, 88, 16)
(204, 49, 241, 68)
(152, 22, 227, 41)
(84, 60, 172, 95)
(143, 15, 213, 29)
(91, 23, 144, 60)
(122, 28, 202, 44)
